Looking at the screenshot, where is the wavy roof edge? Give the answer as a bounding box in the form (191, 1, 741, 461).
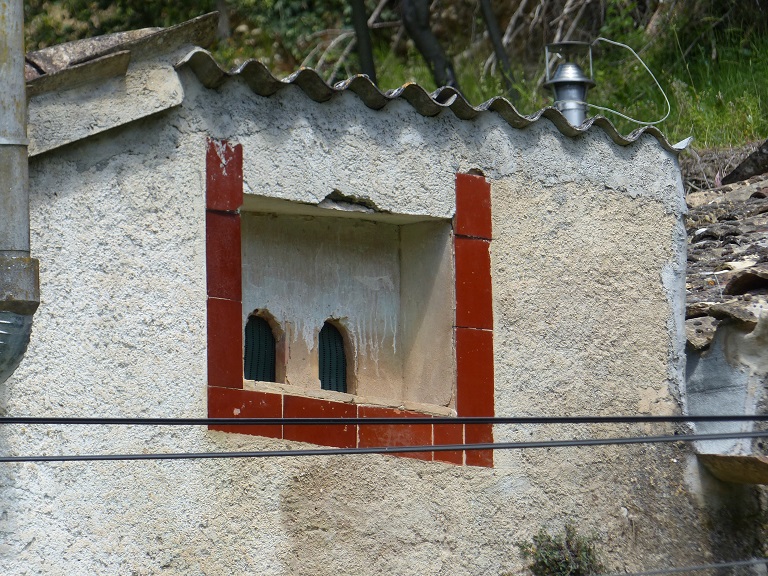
(177, 46, 687, 155)
(22, 11, 686, 155)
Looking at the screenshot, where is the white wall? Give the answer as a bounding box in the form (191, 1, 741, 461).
(0, 63, 756, 575)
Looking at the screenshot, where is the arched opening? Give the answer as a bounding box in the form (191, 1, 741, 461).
(244, 315, 276, 382)
(319, 321, 347, 393)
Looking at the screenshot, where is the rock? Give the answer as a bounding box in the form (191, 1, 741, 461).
(685, 316, 720, 350)
(685, 174, 768, 349)
(722, 138, 768, 185)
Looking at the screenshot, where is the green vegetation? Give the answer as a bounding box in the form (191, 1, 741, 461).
(515, 524, 604, 576)
(22, 0, 768, 148)
(589, 23, 768, 146)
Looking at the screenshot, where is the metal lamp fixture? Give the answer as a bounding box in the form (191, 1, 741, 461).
(544, 41, 595, 127)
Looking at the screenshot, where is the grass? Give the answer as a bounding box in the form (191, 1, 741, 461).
(347, 31, 768, 149)
(588, 31, 768, 147)
(666, 37, 767, 146)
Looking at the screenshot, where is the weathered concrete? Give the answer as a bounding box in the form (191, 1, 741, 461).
(1, 38, 765, 576)
(687, 316, 768, 455)
(27, 60, 184, 157)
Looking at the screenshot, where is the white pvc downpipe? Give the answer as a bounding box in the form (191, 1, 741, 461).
(0, 0, 40, 383)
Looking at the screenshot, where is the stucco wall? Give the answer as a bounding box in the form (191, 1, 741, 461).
(1, 65, 764, 575)
(491, 178, 681, 430)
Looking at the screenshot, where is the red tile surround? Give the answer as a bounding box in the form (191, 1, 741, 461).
(205, 140, 494, 467)
(206, 139, 243, 212)
(207, 298, 244, 389)
(453, 173, 495, 467)
(205, 139, 244, 392)
(209, 386, 282, 438)
(358, 406, 433, 461)
(454, 237, 493, 330)
(434, 422, 464, 465)
(455, 172, 492, 239)
(206, 212, 242, 301)
(284, 396, 357, 448)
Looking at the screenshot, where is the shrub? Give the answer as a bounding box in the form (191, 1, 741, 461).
(517, 524, 604, 576)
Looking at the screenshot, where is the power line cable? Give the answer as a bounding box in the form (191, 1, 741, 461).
(1, 430, 766, 463)
(1, 415, 766, 426)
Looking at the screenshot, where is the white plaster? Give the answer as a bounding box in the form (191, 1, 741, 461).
(184, 73, 684, 219)
(0, 55, 747, 576)
(241, 213, 454, 406)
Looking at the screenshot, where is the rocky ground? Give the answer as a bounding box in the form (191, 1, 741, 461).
(680, 144, 768, 349)
(679, 142, 762, 195)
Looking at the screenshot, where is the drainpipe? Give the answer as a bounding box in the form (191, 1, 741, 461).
(0, 0, 40, 383)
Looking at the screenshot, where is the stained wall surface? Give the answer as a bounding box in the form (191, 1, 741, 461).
(242, 212, 402, 395)
(240, 212, 455, 408)
(1, 60, 764, 575)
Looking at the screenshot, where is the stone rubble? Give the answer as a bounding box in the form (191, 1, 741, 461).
(685, 173, 768, 349)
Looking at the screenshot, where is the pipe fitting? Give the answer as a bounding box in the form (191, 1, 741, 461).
(0, 311, 34, 382)
(0, 257, 39, 382)
(0, 257, 40, 315)
(1, 0, 40, 383)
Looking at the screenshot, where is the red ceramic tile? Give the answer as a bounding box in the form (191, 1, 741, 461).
(454, 237, 493, 329)
(465, 423, 493, 467)
(433, 423, 464, 465)
(207, 297, 243, 389)
(283, 395, 357, 448)
(206, 139, 243, 212)
(456, 327, 494, 417)
(358, 405, 433, 461)
(455, 173, 492, 240)
(208, 387, 282, 438)
(206, 211, 242, 300)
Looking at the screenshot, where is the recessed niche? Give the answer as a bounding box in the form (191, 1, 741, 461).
(240, 207, 455, 411)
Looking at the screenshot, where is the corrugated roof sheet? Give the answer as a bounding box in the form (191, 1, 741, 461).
(25, 12, 686, 154)
(177, 46, 687, 155)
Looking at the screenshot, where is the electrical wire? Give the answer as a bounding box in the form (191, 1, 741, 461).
(588, 36, 672, 126)
(602, 557, 768, 576)
(1, 430, 766, 463)
(1, 415, 766, 426)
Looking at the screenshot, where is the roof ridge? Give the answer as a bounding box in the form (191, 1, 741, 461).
(177, 46, 685, 155)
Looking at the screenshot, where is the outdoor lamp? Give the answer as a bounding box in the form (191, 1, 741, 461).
(544, 41, 595, 127)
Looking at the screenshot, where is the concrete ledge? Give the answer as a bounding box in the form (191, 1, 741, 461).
(698, 453, 768, 484)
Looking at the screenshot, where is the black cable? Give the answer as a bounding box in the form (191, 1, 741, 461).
(1, 430, 766, 463)
(602, 557, 768, 576)
(1, 414, 766, 426)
